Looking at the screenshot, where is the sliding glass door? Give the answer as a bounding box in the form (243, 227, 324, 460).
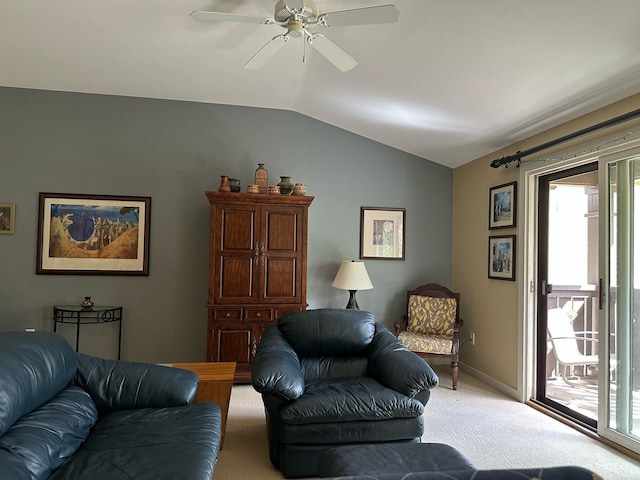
(536, 163, 599, 429)
(600, 149, 640, 452)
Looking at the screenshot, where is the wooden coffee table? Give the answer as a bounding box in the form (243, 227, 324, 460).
(169, 362, 236, 449)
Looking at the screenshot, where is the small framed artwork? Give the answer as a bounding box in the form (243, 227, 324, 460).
(489, 181, 517, 229)
(0, 203, 15, 234)
(488, 235, 516, 281)
(360, 207, 405, 260)
(36, 193, 151, 275)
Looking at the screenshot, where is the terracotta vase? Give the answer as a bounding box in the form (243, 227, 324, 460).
(219, 175, 231, 192)
(255, 163, 268, 194)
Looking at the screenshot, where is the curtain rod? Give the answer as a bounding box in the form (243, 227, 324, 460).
(490, 107, 640, 168)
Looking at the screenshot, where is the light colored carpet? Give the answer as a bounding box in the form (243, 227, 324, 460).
(213, 367, 640, 479)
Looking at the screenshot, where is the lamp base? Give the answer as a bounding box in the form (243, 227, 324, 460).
(346, 290, 359, 310)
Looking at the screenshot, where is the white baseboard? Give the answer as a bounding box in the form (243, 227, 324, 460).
(460, 362, 521, 401)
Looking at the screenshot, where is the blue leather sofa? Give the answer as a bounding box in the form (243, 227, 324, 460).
(0, 331, 221, 480)
(251, 309, 440, 478)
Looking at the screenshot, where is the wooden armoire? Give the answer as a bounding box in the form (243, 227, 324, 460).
(205, 191, 314, 382)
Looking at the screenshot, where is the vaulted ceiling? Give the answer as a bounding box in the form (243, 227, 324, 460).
(2, 1, 640, 168)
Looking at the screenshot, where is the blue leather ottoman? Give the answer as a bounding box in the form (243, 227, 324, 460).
(318, 443, 476, 477)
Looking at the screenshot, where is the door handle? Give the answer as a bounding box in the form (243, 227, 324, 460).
(541, 280, 553, 295)
(598, 278, 605, 310)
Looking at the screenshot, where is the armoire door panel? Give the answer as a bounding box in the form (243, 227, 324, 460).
(217, 328, 252, 364)
(264, 258, 298, 299)
(220, 208, 256, 251)
(264, 208, 300, 252)
(220, 257, 255, 298)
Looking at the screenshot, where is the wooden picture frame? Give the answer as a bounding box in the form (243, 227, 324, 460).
(489, 181, 517, 229)
(0, 203, 15, 234)
(488, 235, 516, 281)
(360, 207, 405, 260)
(36, 193, 151, 275)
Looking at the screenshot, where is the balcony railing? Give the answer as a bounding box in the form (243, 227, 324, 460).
(547, 284, 599, 358)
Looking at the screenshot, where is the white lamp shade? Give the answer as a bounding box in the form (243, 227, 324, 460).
(332, 260, 373, 291)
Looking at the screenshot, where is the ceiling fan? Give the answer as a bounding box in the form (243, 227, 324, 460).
(190, 0, 399, 72)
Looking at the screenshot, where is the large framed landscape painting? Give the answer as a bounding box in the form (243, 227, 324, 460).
(37, 193, 151, 275)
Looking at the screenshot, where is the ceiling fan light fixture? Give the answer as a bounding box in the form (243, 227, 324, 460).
(287, 20, 305, 38)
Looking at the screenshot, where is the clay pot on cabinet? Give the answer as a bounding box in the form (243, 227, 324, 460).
(219, 175, 231, 192)
(278, 176, 294, 195)
(229, 178, 241, 192)
(255, 163, 268, 194)
(292, 183, 306, 195)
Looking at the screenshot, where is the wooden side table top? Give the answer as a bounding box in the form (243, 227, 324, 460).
(170, 362, 236, 380)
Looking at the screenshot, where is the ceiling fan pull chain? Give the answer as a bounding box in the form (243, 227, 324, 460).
(303, 33, 307, 64)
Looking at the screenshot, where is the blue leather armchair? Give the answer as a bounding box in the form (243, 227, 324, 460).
(251, 309, 439, 478)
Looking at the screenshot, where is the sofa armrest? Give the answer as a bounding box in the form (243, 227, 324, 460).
(251, 324, 305, 401)
(368, 325, 439, 398)
(73, 353, 199, 415)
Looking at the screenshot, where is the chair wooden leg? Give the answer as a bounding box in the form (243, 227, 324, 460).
(451, 361, 459, 390)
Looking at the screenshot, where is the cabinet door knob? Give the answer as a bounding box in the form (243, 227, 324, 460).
(254, 243, 260, 265)
(256, 313, 261, 317)
(225, 313, 231, 317)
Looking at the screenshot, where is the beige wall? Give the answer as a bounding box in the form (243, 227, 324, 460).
(453, 92, 640, 391)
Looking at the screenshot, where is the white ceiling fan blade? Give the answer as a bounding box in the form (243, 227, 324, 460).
(307, 34, 357, 72)
(320, 4, 399, 27)
(244, 35, 289, 70)
(190, 10, 273, 25)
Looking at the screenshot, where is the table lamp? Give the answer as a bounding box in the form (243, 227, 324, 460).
(332, 260, 373, 310)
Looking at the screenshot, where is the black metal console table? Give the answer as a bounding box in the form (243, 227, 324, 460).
(53, 305, 123, 359)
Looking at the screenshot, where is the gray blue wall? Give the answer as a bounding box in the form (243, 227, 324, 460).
(0, 87, 452, 362)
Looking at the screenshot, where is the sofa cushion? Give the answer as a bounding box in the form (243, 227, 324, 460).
(0, 332, 77, 436)
(279, 309, 375, 357)
(300, 356, 369, 381)
(49, 402, 221, 480)
(280, 417, 424, 445)
(0, 385, 97, 480)
(280, 377, 424, 425)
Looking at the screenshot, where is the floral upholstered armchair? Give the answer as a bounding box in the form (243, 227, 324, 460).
(394, 283, 462, 390)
